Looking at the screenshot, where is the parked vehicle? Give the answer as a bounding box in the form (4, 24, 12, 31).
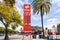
(32, 30, 43, 39)
(32, 31, 37, 39)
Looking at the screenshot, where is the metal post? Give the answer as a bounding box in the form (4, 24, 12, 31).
(22, 33, 32, 40)
(22, 35, 24, 40)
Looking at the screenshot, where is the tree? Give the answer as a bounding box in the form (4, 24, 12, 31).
(57, 24, 60, 32)
(4, 0, 15, 7)
(57, 24, 60, 27)
(0, 27, 16, 34)
(8, 29, 16, 34)
(32, 0, 51, 37)
(0, 27, 5, 33)
(0, 1, 23, 40)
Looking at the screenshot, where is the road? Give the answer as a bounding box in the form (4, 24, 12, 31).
(0, 35, 60, 40)
(0, 35, 47, 40)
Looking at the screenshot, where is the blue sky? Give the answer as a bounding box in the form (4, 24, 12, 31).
(0, 0, 60, 31)
(14, 0, 60, 29)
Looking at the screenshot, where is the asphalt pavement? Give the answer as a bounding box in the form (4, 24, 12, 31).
(1, 35, 60, 40)
(0, 35, 46, 40)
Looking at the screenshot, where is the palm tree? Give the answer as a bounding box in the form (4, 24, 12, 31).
(32, 0, 51, 37)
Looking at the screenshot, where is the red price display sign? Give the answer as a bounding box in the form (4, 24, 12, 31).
(24, 4, 31, 25)
(24, 4, 31, 13)
(23, 4, 31, 32)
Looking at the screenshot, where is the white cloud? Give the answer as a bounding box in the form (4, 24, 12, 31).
(15, 0, 29, 16)
(57, 2, 60, 7)
(47, 18, 58, 23)
(31, 16, 37, 21)
(54, 9, 60, 14)
(15, 0, 24, 13)
(15, 0, 25, 19)
(0, 0, 3, 2)
(43, 14, 48, 19)
(24, 0, 29, 3)
(31, 24, 41, 26)
(15, 0, 29, 6)
(31, 15, 40, 21)
(16, 6, 23, 14)
(51, 0, 60, 4)
(14, 0, 29, 31)
(53, 1, 60, 14)
(45, 18, 57, 29)
(44, 24, 57, 29)
(44, 18, 60, 29)
(16, 0, 24, 5)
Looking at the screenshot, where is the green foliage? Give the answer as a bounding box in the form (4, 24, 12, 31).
(57, 24, 60, 27)
(12, 25, 16, 30)
(0, 2, 23, 28)
(0, 2, 23, 40)
(4, 0, 15, 7)
(0, 27, 16, 34)
(0, 0, 23, 40)
(8, 29, 16, 34)
(32, 0, 51, 15)
(0, 27, 5, 33)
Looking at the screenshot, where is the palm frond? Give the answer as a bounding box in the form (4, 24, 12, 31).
(44, 3, 50, 14)
(46, 1, 51, 6)
(32, 0, 51, 15)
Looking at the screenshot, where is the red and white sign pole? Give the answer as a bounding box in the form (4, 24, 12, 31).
(22, 4, 32, 40)
(23, 4, 31, 32)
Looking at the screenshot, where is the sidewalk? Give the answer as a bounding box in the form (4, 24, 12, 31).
(32, 39, 47, 40)
(0, 35, 47, 40)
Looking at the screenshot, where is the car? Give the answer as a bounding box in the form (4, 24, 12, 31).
(32, 30, 43, 39)
(32, 31, 37, 39)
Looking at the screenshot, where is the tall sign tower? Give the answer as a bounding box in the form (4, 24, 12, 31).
(23, 4, 31, 32)
(22, 4, 32, 40)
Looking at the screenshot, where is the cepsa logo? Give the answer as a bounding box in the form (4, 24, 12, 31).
(24, 4, 31, 12)
(24, 4, 30, 9)
(25, 5, 30, 9)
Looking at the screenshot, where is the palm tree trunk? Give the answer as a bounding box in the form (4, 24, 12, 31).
(4, 25, 9, 40)
(40, 6, 44, 37)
